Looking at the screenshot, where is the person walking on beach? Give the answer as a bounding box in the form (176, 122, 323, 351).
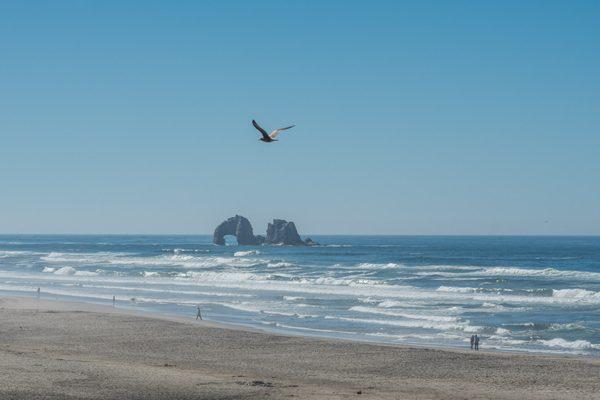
(196, 305, 202, 320)
(474, 334, 480, 351)
(36, 287, 40, 299)
(470, 334, 475, 350)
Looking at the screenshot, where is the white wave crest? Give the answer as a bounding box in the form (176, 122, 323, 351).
(358, 297, 380, 304)
(552, 289, 600, 300)
(436, 286, 475, 293)
(349, 306, 458, 322)
(326, 315, 481, 332)
(354, 263, 404, 270)
(478, 267, 600, 281)
(377, 300, 405, 308)
(234, 250, 260, 257)
(54, 266, 77, 275)
(548, 322, 585, 331)
(283, 296, 305, 301)
(308, 277, 386, 286)
(267, 262, 296, 268)
(183, 271, 269, 282)
(54, 266, 99, 276)
(538, 338, 600, 351)
(42, 251, 266, 269)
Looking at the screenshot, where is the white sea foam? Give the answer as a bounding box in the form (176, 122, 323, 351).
(548, 322, 586, 331)
(42, 252, 126, 263)
(354, 263, 404, 270)
(262, 310, 317, 319)
(76, 283, 253, 298)
(283, 296, 305, 301)
(538, 338, 600, 351)
(0, 250, 34, 258)
(51, 266, 98, 276)
(413, 265, 481, 272)
(234, 250, 260, 257)
(308, 277, 386, 286)
(42, 252, 266, 269)
(433, 285, 600, 305)
(205, 301, 317, 319)
(377, 300, 405, 308)
(436, 286, 475, 293)
(42, 267, 56, 273)
(487, 335, 528, 346)
(409, 265, 600, 281)
(349, 306, 458, 322)
(163, 248, 209, 254)
(358, 297, 380, 304)
(267, 262, 296, 268)
(54, 266, 77, 275)
(552, 288, 600, 300)
(268, 322, 357, 336)
(184, 271, 270, 282)
(477, 267, 600, 281)
(326, 315, 481, 332)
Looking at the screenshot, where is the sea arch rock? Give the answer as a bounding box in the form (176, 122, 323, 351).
(212, 215, 260, 245)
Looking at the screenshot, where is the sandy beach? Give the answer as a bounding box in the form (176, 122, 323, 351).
(0, 297, 598, 399)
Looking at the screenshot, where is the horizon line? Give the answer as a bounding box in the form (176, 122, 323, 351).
(1, 233, 599, 237)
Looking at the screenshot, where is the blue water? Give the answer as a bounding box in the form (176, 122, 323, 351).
(1, 235, 599, 356)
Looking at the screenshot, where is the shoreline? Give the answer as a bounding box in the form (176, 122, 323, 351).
(2, 295, 600, 399)
(2, 291, 597, 361)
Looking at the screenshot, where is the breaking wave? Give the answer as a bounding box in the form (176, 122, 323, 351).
(349, 306, 459, 322)
(552, 288, 600, 300)
(538, 338, 600, 351)
(41, 252, 266, 269)
(476, 267, 600, 281)
(234, 250, 260, 257)
(326, 315, 481, 332)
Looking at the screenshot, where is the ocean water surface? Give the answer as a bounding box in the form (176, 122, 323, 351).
(1, 235, 599, 357)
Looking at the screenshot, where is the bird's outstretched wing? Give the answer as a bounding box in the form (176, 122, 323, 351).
(252, 120, 270, 140)
(269, 125, 295, 139)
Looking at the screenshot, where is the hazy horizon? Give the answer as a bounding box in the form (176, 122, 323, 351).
(2, 1, 599, 235)
(1, 232, 600, 237)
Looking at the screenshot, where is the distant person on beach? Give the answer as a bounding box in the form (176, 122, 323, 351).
(196, 305, 202, 320)
(474, 334, 480, 350)
(36, 287, 40, 298)
(470, 334, 475, 349)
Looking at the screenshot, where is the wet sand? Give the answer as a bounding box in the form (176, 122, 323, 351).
(1, 296, 599, 399)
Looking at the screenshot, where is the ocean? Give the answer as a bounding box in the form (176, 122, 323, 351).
(0, 235, 598, 357)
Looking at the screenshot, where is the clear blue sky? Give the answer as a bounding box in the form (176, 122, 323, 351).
(1, 1, 598, 235)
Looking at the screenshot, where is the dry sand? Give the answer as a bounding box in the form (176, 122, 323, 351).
(1, 296, 599, 399)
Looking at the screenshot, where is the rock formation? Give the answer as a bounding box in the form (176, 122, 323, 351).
(265, 219, 305, 246)
(303, 237, 318, 246)
(213, 215, 317, 246)
(213, 215, 261, 245)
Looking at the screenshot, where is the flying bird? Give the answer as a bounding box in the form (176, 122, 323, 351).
(252, 119, 295, 143)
